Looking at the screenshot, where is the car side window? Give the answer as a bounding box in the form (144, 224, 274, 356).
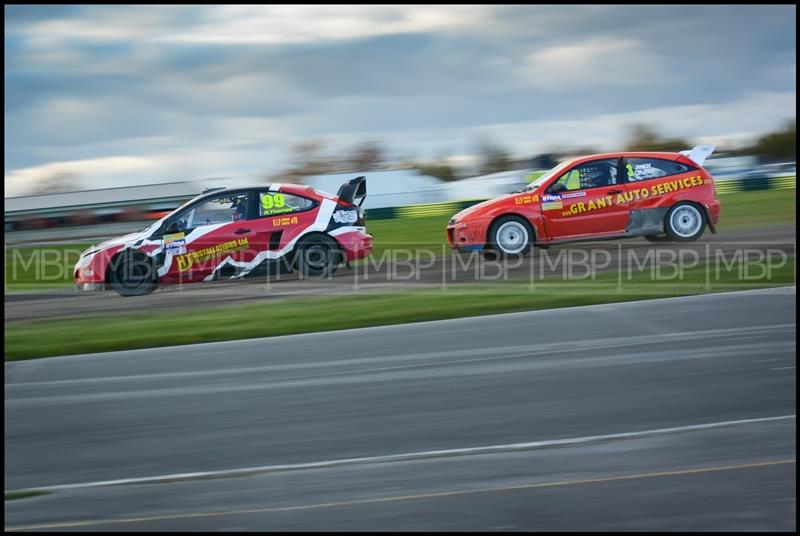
(547, 159, 619, 193)
(177, 193, 249, 230)
(624, 158, 693, 182)
(257, 191, 316, 217)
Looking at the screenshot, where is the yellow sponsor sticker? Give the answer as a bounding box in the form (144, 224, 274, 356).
(514, 194, 539, 205)
(163, 232, 185, 244)
(542, 201, 563, 211)
(175, 237, 249, 272)
(272, 216, 299, 226)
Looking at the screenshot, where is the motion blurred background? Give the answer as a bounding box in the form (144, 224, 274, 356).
(4, 5, 796, 241)
(4, 7, 796, 531)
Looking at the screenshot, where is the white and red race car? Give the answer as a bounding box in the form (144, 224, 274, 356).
(74, 177, 372, 296)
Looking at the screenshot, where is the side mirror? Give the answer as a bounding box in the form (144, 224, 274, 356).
(549, 183, 567, 194)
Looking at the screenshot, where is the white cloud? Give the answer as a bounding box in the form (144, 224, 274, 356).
(157, 5, 493, 45)
(4, 156, 159, 196)
(16, 6, 184, 45)
(523, 38, 663, 90)
(464, 91, 797, 155)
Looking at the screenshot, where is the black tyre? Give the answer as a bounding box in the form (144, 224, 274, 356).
(644, 234, 671, 243)
(295, 235, 342, 278)
(664, 202, 706, 242)
(486, 216, 534, 258)
(108, 250, 158, 297)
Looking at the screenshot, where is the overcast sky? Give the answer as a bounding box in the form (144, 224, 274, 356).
(4, 5, 796, 196)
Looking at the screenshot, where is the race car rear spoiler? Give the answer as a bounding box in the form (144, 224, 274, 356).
(680, 145, 715, 167)
(337, 176, 367, 207)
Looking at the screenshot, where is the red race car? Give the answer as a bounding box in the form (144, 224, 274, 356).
(75, 177, 372, 296)
(447, 146, 721, 256)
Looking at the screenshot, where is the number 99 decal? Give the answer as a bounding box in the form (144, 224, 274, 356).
(261, 193, 292, 215)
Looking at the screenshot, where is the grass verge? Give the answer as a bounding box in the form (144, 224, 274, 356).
(5, 490, 50, 501)
(5, 258, 794, 361)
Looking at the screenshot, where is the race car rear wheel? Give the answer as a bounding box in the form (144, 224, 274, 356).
(295, 235, 342, 278)
(487, 216, 534, 258)
(664, 202, 705, 242)
(108, 250, 158, 297)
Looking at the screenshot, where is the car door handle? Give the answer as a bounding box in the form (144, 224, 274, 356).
(607, 189, 623, 195)
(234, 228, 251, 235)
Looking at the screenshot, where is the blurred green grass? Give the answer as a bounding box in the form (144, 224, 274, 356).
(4, 490, 50, 501)
(5, 257, 794, 361)
(4, 243, 90, 291)
(4, 186, 795, 291)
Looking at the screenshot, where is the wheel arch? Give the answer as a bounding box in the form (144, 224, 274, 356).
(486, 213, 537, 245)
(292, 231, 345, 265)
(668, 200, 713, 233)
(105, 248, 156, 284)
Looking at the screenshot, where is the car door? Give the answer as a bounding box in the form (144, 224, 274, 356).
(539, 158, 631, 240)
(160, 191, 257, 283)
(251, 188, 320, 260)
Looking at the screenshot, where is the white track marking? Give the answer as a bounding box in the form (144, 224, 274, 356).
(5, 414, 794, 494)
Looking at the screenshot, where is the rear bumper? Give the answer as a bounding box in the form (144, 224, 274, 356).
(333, 229, 373, 261)
(708, 199, 721, 224)
(705, 199, 721, 233)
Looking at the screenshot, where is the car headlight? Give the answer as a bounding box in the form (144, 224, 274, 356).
(75, 250, 97, 269)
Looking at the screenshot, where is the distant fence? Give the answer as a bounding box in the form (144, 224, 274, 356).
(365, 176, 796, 221)
(713, 175, 795, 194)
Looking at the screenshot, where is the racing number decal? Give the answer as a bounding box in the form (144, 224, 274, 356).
(261, 193, 285, 211)
(261, 193, 292, 215)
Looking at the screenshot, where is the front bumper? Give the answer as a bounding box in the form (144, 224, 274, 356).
(74, 249, 113, 288)
(75, 282, 106, 292)
(446, 219, 490, 252)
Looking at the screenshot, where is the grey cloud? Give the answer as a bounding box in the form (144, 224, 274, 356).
(4, 4, 796, 176)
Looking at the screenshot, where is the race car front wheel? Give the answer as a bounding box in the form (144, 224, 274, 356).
(664, 202, 705, 242)
(644, 234, 671, 243)
(108, 251, 158, 297)
(487, 216, 534, 258)
(295, 235, 342, 278)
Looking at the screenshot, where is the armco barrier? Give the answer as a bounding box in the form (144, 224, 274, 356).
(367, 176, 796, 220)
(365, 200, 483, 221)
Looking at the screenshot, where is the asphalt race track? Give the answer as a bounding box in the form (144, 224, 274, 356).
(5, 226, 796, 321)
(4, 288, 796, 531)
